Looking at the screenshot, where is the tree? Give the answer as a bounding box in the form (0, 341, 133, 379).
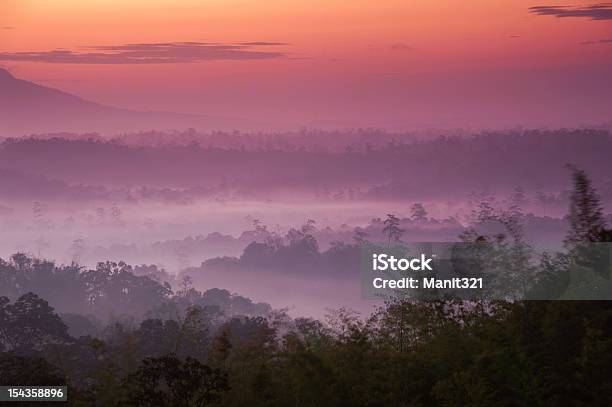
(175, 306, 211, 359)
(209, 328, 232, 367)
(301, 219, 317, 235)
(32, 201, 48, 228)
(110, 203, 124, 226)
(352, 227, 369, 246)
(0, 293, 71, 352)
(70, 236, 86, 264)
(123, 354, 228, 407)
(96, 207, 106, 225)
(178, 275, 194, 298)
(383, 214, 404, 246)
(410, 203, 428, 222)
(0, 353, 65, 386)
(508, 186, 528, 210)
(565, 166, 607, 245)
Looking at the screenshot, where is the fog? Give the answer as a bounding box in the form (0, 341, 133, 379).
(1, 128, 609, 317)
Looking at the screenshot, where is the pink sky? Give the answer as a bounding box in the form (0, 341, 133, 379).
(1, 0, 611, 129)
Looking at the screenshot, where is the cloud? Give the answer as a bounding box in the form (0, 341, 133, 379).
(0, 41, 287, 64)
(3, 26, 14, 30)
(390, 43, 412, 51)
(529, 4, 612, 20)
(239, 42, 288, 46)
(579, 38, 612, 44)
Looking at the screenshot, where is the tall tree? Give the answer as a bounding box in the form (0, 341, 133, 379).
(383, 214, 404, 247)
(565, 166, 606, 244)
(410, 203, 428, 222)
(352, 227, 369, 246)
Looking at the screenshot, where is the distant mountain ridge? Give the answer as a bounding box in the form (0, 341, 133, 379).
(0, 68, 259, 136)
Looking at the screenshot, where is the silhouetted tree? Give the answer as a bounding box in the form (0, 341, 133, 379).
(410, 203, 428, 222)
(352, 227, 369, 246)
(565, 166, 607, 244)
(383, 214, 404, 246)
(0, 293, 71, 352)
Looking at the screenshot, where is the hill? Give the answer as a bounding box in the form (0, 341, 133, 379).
(0, 68, 257, 136)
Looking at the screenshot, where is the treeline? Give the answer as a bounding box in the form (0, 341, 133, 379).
(1, 129, 611, 197)
(0, 256, 271, 325)
(79, 207, 571, 272)
(179, 175, 607, 300)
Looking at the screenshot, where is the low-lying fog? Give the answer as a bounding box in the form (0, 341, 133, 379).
(0, 196, 570, 318)
(1, 129, 610, 318)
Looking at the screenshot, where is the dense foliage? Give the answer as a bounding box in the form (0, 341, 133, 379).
(1, 168, 612, 406)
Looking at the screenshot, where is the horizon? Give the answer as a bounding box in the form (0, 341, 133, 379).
(2, 1, 612, 130)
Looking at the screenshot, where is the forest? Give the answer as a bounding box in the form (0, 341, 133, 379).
(0, 129, 611, 202)
(1, 167, 612, 406)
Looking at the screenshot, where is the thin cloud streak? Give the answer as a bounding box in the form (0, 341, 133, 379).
(0, 41, 287, 64)
(390, 43, 412, 51)
(239, 42, 289, 46)
(579, 38, 612, 45)
(529, 4, 612, 20)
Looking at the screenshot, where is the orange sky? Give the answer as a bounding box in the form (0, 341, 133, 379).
(1, 0, 611, 129)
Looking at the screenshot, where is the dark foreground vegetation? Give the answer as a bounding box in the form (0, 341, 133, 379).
(1, 168, 612, 406)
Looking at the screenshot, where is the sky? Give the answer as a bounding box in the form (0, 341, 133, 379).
(1, 0, 612, 129)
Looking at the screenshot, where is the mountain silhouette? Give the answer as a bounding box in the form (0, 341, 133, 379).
(0, 68, 259, 135)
